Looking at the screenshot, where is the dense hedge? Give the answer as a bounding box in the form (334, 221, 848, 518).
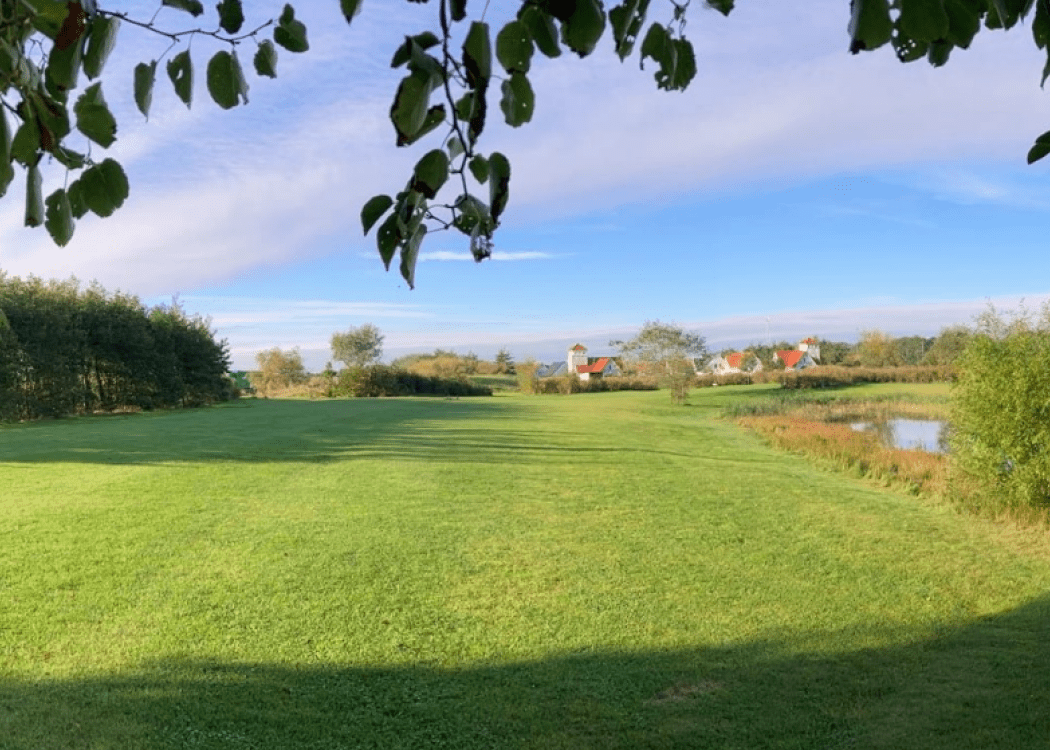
(695, 366, 954, 390)
(951, 325, 1050, 511)
(328, 365, 493, 397)
(0, 275, 232, 420)
(532, 376, 658, 394)
(775, 365, 954, 389)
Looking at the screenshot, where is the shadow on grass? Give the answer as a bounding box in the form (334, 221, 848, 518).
(0, 397, 739, 467)
(3, 595, 1048, 749)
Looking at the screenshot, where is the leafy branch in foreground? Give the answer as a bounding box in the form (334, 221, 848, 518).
(5, 1, 1050, 289)
(0, 0, 308, 245)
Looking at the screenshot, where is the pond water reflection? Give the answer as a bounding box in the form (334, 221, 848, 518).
(849, 419, 949, 454)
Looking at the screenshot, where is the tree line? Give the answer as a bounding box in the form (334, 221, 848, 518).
(0, 274, 232, 420)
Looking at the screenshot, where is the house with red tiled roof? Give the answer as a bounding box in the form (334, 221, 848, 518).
(538, 344, 622, 381)
(706, 351, 761, 375)
(775, 348, 818, 370)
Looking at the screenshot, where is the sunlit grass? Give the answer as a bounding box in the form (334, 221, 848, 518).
(1, 391, 1048, 748)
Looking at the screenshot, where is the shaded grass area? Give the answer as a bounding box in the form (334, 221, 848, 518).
(2, 391, 1049, 748)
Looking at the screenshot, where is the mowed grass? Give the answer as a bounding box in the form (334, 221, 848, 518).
(1, 389, 1049, 749)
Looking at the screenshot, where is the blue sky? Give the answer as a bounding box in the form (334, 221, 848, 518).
(2, 0, 1050, 370)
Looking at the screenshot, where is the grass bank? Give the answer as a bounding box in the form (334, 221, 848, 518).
(2, 391, 1048, 748)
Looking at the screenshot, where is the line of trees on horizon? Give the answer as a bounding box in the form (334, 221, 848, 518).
(0, 275, 233, 421)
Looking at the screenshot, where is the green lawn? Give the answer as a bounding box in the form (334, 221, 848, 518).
(1, 389, 1048, 749)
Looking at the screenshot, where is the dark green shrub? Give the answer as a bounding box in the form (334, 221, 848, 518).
(951, 313, 1050, 511)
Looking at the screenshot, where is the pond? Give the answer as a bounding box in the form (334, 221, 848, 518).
(849, 419, 949, 454)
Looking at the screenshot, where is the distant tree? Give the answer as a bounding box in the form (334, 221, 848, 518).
(495, 348, 516, 375)
(331, 324, 384, 369)
(853, 329, 901, 368)
(255, 347, 307, 395)
(462, 351, 480, 375)
(892, 335, 936, 365)
(923, 325, 974, 366)
(613, 321, 707, 404)
(951, 304, 1050, 511)
(816, 339, 853, 366)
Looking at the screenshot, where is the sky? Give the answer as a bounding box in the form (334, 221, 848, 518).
(2, 0, 1050, 370)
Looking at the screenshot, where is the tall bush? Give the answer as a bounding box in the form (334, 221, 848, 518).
(951, 306, 1050, 511)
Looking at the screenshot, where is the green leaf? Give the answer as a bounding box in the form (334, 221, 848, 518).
(447, 135, 464, 160)
(848, 0, 893, 53)
(52, 145, 86, 170)
(79, 158, 128, 217)
(83, 15, 120, 79)
(274, 4, 309, 53)
(0, 109, 13, 198)
(34, 94, 71, 147)
(669, 38, 696, 90)
(400, 224, 426, 289)
(1027, 128, 1050, 163)
(898, 0, 950, 43)
(392, 32, 442, 68)
(411, 149, 450, 199)
(462, 21, 491, 89)
(453, 193, 492, 236)
(488, 151, 510, 225)
(926, 39, 952, 66)
(25, 164, 43, 228)
(499, 71, 535, 126)
(469, 154, 489, 183)
(134, 60, 157, 118)
(376, 213, 400, 269)
(162, 0, 205, 16)
(167, 50, 193, 108)
(45, 187, 74, 246)
(361, 194, 393, 234)
(340, 0, 364, 24)
(706, 0, 734, 15)
(450, 0, 466, 23)
(496, 20, 534, 74)
(11, 118, 41, 167)
(45, 26, 85, 93)
(67, 179, 88, 218)
(398, 104, 445, 147)
(74, 81, 117, 147)
(609, 0, 651, 60)
(390, 72, 432, 144)
(216, 0, 244, 34)
(518, 5, 561, 58)
(207, 50, 248, 109)
(254, 40, 278, 78)
(561, 0, 606, 57)
(945, 0, 981, 48)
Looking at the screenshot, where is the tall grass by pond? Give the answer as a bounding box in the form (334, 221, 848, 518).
(2, 391, 1049, 748)
(725, 384, 951, 498)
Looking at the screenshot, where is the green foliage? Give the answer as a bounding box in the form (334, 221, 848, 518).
(254, 346, 307, 394)
(328, 364, 492, 397)
(854, 329, 901, 367)
(494, 346, 516, 374)
(612, 320, 706, 404)
(0, 274, 231, 419)
(6, 0, 1050, 288)
(951, 304, 1050, 511)
(330, 323, 383, 368)
(923, 325, 973, 365)
(0, 0, 302, 245)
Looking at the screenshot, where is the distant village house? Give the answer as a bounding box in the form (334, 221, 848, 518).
(537, 344, 622, 381)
